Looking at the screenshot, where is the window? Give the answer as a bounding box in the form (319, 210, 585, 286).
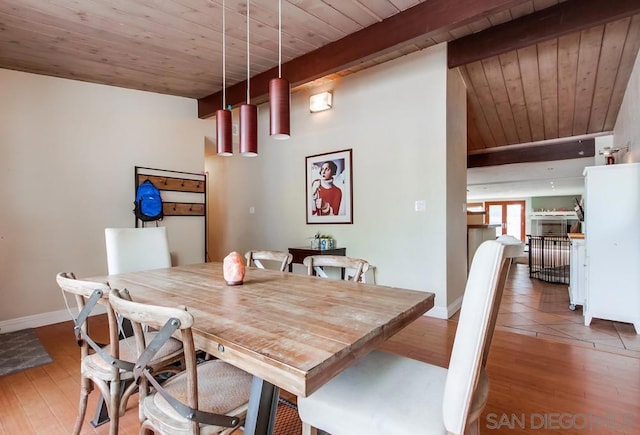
(485, 201, 525, 241)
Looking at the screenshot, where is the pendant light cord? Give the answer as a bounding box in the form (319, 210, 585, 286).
(278, 0, 282, 79)
(246, 0, 250, 104)
(222, 0, 226, 109)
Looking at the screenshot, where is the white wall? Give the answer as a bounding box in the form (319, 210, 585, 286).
(446, 67, 470, 310)
(614, 51, 640, 163)
(0, 69, 210, 329)
(206, 43, 467, 317)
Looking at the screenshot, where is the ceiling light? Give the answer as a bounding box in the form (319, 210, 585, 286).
(269, 0, 290, 139)
(240, 0, 258, 156)
(310, 91, 332, 112)
(216, 0, 232, 156)
(216, 109, 232, 156)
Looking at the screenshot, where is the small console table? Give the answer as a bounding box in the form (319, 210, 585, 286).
(288, 247, 346, 276)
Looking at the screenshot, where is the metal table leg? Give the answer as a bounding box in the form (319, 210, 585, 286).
(243, 376, 279, 435)
(90, 396, 110, 427)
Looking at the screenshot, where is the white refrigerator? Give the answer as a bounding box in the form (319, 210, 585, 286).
(583, 163, 640, 333)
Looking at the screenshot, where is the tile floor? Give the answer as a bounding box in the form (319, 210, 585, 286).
(495, 262, 640, 355)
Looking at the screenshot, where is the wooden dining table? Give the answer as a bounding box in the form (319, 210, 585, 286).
(88, 262, 435, 435)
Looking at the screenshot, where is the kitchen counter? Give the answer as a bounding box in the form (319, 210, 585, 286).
(467, 226, 498, 270)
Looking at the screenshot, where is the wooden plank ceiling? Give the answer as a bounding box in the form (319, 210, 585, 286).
(456, 1, 640, 162)
(0, 0, 638, 164)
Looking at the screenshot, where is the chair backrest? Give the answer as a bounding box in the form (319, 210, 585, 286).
(302, 255, 369, 282)
(481, 236, 525, 366)
(109, 290, 247, 431)
(107, 290, 198, 414)
(245, 250, 293, 272)
(105, 227, 171, 274)
(56, 272, 119, 360)
(442, 240, 505, 435)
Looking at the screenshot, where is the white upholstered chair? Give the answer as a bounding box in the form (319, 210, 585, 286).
(302, 255, 369, 283)
(245, 250, 293, 272)
(108, 288, 252, 435)
(297, 240, 507, 435)
(104, 227, 171, 275)
(482, 235, 524, 365)
(56, 272, 183, 435)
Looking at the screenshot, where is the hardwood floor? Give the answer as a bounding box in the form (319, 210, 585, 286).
(1, 267, 639, 434)
(495, 263, 640, 355)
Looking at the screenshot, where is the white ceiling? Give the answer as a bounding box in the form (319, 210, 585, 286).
(466, 157, 594, 200)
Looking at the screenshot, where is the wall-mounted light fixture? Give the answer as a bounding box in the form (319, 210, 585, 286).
(599, 145, 629, 156)
(309, 91, 332, 113)
(599, 144, 629, 165)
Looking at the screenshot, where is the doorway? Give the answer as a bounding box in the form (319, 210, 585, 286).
(485, 201, 526, 241)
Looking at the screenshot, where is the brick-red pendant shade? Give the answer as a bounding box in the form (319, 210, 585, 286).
(269, 77, 290, 139)
(216, 109, 233, 156)
(239, 104, 258, 156)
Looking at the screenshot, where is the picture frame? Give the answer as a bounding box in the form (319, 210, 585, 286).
(306, 149, 353, 224)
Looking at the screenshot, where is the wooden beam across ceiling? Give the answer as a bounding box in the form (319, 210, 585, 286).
(198, 0, 530, 118)
(448, 0, 640, 68)
(467, 139, 595, 168)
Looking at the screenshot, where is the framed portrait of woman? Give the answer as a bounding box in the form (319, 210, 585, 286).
(305, 149, 353, 224)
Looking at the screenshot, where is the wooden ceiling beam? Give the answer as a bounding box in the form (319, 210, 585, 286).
(448, 0, 640, 68)
(198, 0, 529, 118)
(467, 139, 595, 168)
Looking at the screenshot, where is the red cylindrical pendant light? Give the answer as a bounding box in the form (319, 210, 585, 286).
(217, 0, 233, 156)
(240, 0, 258, 156)
(270, 77, 290, 139)
(216, 108, 232, 156)
(269, 0, 290, 139)
(240, 104, 258, 156)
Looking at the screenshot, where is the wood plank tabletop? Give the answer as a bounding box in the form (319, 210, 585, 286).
(89, 263, 435, 397)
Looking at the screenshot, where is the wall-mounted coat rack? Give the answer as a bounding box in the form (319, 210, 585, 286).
(134, 173, 206, 217)
(134, 166, 207, 260)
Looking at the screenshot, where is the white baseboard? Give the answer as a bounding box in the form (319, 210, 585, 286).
(425, 306, 449, 319)
(425, 295, 463, 320)
(446, 295, 463, 318)
(0, 306, 106, 333)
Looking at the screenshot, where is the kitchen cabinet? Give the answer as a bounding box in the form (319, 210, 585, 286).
(583, 163, 640, 333)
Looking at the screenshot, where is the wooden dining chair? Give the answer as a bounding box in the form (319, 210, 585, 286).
(245, 250, 293, 272)
(56, 272, 184, 435)
(104, 227, 172, 275)
(302, 255, 369, 283)
(297, 240, 507, 435)
(107, 288, 253, 435)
